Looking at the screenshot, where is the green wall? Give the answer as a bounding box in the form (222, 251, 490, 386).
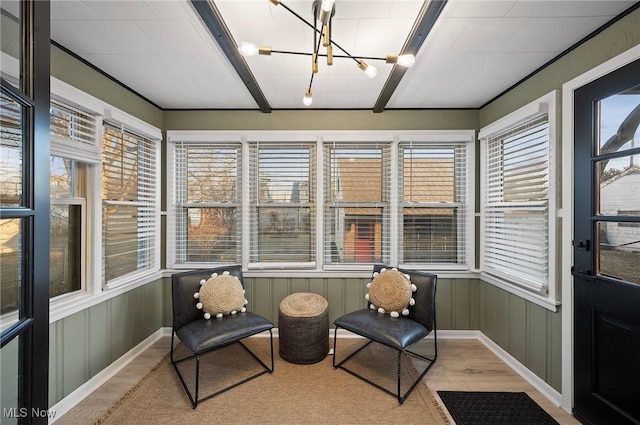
(48, 279, 164, 406)
(45, 6, 640, 407)
(162, 109, 478, 131)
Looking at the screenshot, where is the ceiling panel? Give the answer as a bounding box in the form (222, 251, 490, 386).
(48, 0, 638, 111)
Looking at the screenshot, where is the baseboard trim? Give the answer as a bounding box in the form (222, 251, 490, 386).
(473, 331, 564, 408)
(49, 328, 165, 424)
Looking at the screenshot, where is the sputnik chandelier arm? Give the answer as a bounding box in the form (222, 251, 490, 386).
(238, 0, 416, 106)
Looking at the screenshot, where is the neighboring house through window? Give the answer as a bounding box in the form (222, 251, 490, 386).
(399, 141, 470, 266)
(324, 142, 390, 266)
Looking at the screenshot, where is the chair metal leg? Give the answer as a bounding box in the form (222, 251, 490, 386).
(333, 326, 438, 404)
(170, 329, 274, 409)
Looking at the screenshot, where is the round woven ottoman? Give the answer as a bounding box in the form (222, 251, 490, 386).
(278, 292, 329, 364)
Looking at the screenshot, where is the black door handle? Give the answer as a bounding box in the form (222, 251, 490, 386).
(571, 267, 595, 281)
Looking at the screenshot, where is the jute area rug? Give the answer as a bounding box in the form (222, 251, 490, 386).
(96, 337, 449, 425)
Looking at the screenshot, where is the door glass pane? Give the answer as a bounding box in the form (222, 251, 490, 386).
(0, 336, 20, 425)
(598, 84, 640, 155)
(0, 92, 23, 207)
(0, 218, 21, 325)
(597, 222, 640, 284)
(596, 84, 640, 285)
(598, 154, 640, 215)
(0, 0, 22, 88)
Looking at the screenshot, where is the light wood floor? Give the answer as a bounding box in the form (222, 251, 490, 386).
(54, 336, 580, 425)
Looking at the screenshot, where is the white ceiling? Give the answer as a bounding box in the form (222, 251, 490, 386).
(50, 0, 637, 111)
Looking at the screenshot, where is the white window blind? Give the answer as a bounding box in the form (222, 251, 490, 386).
(324, 142, 390, 265)
(399, 142, 467, 265)
(102, 121, 158, 284)
(249, 142, 316, 266)
(173, 141, 241, 264)
(50, 99, 101, 163)
(482, 116, 550, 291)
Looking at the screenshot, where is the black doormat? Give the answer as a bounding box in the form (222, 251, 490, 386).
(437, 391, 560, 424)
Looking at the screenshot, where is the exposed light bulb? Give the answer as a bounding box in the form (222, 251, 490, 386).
(238, 42, 258, 57)
(357, 60, 378, 78)
(321, 0, 335, 13)
(303, 90, 313, 106)
(386, 54, 415, 67)
(364, 65, 377, 78)
(319, 0, 335, 23)
(396, 54, 415, 67)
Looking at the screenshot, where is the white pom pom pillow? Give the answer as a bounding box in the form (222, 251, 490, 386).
(193, 271, 248, 319)
(365, 267, 417, 318)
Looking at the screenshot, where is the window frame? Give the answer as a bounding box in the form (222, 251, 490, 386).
(49, 161, 87, 300)
(397, 133, 475, 271)
(48, 94, 102, 302)
(173, 139, 242, 267)
(248, 139, 317, 269)
(48, 77, 162, 322)
(323, 138, 392, 271)
(100, 118, 161, 290)
(167, 130, 475, 276)
(479, 90, 559, 310)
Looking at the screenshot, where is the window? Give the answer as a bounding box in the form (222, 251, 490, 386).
(102, 122, 159, 285)
(50, 157, 85, 298)
(480, 91, 557, 298)
(324, 142, 390, 266)
(399, 142, 469, 265)
(249, 142, 316, 267)
(167, 131, 474, 273)
(48, 98, 99, 299)
(172, 141, 241, 265)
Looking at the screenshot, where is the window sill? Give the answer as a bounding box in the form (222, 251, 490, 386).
(163, 267, 476, 280)
(479, 272, 560, 312)
(49, 270, 163, 323)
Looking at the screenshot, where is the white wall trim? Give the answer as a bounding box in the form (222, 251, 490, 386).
(475, 332, 563, 408)
(49, 328, 165, 424)
(560, 44, 640, 415)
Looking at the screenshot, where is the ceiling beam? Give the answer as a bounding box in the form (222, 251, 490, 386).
(190, 0, 272, 113)
(373, 0, 448, 113)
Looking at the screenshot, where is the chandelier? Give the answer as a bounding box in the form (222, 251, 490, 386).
(238, 0, 416, 106)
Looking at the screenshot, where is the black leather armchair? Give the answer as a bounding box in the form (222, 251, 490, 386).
(332, 264, 437, 404)
(170, 265, 274, 408)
